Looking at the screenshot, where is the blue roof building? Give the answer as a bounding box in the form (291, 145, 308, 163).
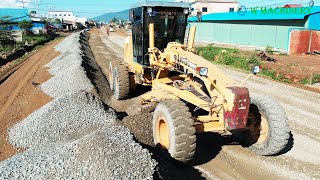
(0, 8, 31, 31)
(0, 8, 30, 22)
(188, 6, 320, 54)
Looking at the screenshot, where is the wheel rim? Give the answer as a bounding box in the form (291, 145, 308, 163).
(249, 113, 269, 143)
(257, 114, 269, 143)
(156, 117, 170, 149)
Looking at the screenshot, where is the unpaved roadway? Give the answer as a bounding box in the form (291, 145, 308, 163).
(0, 39, 62, 160)
(90, 27, 320, 180)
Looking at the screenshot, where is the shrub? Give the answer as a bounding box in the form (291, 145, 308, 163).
(265, 45, 273, 54)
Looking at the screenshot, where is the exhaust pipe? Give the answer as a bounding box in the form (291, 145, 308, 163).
(187, 26, 196, 50)
(149, 23, 155, 49)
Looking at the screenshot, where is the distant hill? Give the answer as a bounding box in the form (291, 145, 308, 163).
(92, 9, 129, 22)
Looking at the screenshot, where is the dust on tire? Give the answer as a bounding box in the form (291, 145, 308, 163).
(245, 95, 291, 156)
(113, 63, 130, 100)
(153, 100, 196, 163)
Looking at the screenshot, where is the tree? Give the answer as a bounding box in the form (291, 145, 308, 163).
(111, 17, 118, 23)
(18, 20, 33, 37)
(76, 22, 85, 30)
(54, 18, 61, 24)
(29, 11, 37, 17)
(0, 30, 16, 47)
(0, 17, 16, 49)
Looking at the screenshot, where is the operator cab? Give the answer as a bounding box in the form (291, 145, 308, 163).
(129, 1, 190, 66)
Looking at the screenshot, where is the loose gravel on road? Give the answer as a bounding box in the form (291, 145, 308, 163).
(0, 31, 157, 179)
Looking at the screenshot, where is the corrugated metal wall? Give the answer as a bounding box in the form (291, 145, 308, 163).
(190, 21, 305, 51)
(289, 30, 320, 55)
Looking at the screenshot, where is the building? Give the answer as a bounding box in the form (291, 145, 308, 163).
(30, 17, 46, 34)
(46, 10, 87, 27)
(0, 8, 31, 41)
(0, 8, 30, 30)
(189, 6, 320, 55)
(176, 0, 239, 15)
(284, 4, 303, 8)
(191, 0, 239, 15)
(47, 10, 74, 19)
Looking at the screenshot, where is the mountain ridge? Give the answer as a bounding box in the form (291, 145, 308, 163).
(92, 9, 129, 22)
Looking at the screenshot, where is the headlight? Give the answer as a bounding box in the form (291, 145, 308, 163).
(147, 7, 153, 13)
(196, 67, 208, 76)
(184, 8, 190, 15)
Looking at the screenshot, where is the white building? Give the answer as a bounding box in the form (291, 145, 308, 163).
(176, 0, 239, 15)
(47, 10, 74, 19)
(46, 11, 87, 26)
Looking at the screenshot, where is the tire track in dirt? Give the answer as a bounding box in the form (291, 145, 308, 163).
(0, 39, 63, 160)
(0, 41, 60, 122)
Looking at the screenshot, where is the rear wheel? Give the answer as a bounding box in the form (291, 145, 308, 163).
(244, 95, 290, 155)
(153, 100, 196, 163)
(113, 64, 130, 100)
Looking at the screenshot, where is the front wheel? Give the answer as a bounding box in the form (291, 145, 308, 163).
(244, 95, 290, 155)
(153, 100, 196, 163)
(113, 63, 130, 100)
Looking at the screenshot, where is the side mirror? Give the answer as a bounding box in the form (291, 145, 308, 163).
(241, 65, 260, 86)
(251, 65, 260, 75)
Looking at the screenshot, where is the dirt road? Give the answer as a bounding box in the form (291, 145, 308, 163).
(90, 27, 320, 179)
(0, 39, 62, 160)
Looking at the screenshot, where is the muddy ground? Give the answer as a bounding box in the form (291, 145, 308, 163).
(89, 27, 320, 180)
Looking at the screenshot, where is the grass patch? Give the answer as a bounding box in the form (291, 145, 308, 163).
(0, 45, 14, 52)
(196, 45, 260, 71)
(265, 45, 273, 54)
(23, 34, 52, 44)
(299, 74, 320, 85)
(312, 74, 320, 84)
(196, 45, 320, 85)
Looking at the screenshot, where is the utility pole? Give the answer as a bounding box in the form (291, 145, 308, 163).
(20, 0, 28, 8)
(34, 0, 41, 15)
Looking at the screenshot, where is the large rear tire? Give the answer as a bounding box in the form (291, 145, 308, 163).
(153, 100, 196, 163)
(245, 95, 290, 155)
(113, 63, 130, 100)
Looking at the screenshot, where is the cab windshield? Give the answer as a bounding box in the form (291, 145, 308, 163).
(145, 9, 187, 49)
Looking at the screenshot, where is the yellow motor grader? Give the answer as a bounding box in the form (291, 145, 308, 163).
(108, 1, 290, 163)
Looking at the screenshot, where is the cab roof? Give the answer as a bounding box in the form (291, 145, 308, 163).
(130, 1, 190, 9)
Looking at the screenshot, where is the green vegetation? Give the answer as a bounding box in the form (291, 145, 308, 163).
(0, 16, 16, 52)
(265, 45, 273, 54)
(312, 74, 320, 84)
(300, 74, 320, 85)
(196, 45, 260, 71)
(54, 18, 61, 24)
(111, 17, 118, 23)
(23, 34, 52, 43)
(18, 20, 33, 38)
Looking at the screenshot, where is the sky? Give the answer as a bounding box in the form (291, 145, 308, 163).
(0, 0, 319, 18)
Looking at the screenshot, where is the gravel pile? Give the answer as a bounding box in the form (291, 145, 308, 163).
(8, 91, 115, 149)
(41, 33, 93, 98)
(1, 125, 156, 179)
(41, 67, 93, 98)
(54, 32, 81, 53)
(0, 32, 157, 179)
